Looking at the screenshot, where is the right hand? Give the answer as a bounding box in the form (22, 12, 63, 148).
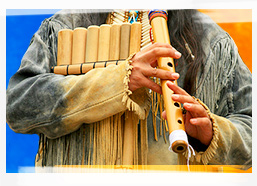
(128, 42, 182, 94)
(162, 81, 213, 146)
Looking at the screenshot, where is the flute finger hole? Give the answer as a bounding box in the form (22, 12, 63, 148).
(177, 119, 183, 124)
(174, 102, 180, 107)
(167, 62, 173, 67)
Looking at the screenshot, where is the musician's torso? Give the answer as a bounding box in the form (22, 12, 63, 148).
(30, 9, 251, 168)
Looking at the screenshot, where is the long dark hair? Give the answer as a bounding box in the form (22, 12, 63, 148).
(167, 10, 205, 95)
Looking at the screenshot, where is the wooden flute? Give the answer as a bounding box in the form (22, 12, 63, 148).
(53, 10, 187, 159)
(148, 10, 188, 153)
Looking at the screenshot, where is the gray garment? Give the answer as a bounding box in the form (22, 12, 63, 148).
(6, 10, 252, 167)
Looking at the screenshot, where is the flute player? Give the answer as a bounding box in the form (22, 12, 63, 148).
(6, 9, 251, 171)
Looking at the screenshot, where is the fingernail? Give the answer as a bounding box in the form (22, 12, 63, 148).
(175, 51, 181, 58)
(172, 94, 179, 99)
(190, 118, 197, 124)
(184, 103, 192, 108)
(171, 73, 180, 79)
(166, 81, 174, 87)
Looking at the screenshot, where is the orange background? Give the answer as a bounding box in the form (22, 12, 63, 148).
(199, 9, 252, 72)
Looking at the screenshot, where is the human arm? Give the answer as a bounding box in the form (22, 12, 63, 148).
(163, 35, 252, 167)
(6, 15, 181, 140)
(6, 16, 152, 139)
(206, 36, 252, 166)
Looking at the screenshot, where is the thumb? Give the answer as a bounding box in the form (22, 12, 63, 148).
(162, 110, 167, 120)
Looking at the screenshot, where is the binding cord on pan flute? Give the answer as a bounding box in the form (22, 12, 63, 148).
(52, 11, 147, 168)
(52, 9, 195, 169)
(148, 10, 195, 167)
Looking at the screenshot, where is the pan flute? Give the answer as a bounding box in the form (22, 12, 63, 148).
(52, 12, 145, 75)
(53, 11, 149, 167)
(52, 10, 188, 167)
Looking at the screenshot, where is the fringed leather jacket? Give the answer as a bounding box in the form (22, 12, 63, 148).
(6, 9, 252, 170)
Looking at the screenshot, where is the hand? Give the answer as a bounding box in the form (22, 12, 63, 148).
(128, 43, 182, 94)
(162, 81, 213, 146)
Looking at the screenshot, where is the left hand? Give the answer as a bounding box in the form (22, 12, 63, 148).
(162, 81, 213, 146)
(128, 43, 181, 94)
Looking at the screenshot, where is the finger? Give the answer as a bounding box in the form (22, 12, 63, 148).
(149, 59, 158, 68)
(135, 43, 173, 64)
(139, 46, 181, 64)
(171, 94, 196, 104)
(142, 67, 180, 80)
(162, 110, 167, 120)
(190, 117, 212, 127)
(141, 42, 174, 53)
(183, 103, 209, 117)
(141, 77, 162, 94)
(166, 81, 189, 96)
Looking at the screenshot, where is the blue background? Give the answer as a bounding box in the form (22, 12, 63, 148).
(6, 9, 60, 173)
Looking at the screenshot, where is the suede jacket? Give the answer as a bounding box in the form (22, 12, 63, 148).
(6, 9, 252, 169)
